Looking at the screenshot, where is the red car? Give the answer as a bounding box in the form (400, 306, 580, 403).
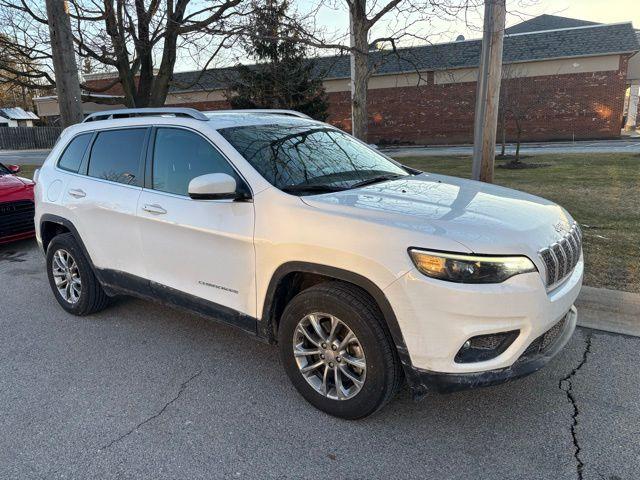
(0, 162, 35, 245)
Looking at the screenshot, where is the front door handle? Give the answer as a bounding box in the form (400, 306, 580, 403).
(68, 188, 86, 198)
(142, 203, 167, 215)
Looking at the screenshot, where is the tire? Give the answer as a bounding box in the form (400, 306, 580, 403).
(46, 232, 110, 316)
(278, 281, 402, 419)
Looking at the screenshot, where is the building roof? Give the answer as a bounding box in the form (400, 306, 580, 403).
(0, 107, 39, 120)
(504, 14, 599, 34)
(170, 20, 640, 93)
(170, 66, 242, 94)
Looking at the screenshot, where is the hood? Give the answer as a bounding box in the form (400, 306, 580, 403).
(301, 173, 574, 257)
(0, 174, 34, 197)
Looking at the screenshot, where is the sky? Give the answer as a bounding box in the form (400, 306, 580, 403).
(178, 0, 639, 71)
(310, 0, 639, 45)
(519, 0, 640, 29)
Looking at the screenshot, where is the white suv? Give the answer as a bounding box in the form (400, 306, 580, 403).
(35, 108, 582, 418)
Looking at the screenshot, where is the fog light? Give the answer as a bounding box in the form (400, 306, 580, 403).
(455, 330, 520, 363)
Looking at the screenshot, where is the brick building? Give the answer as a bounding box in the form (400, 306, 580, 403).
(35, 14, 640, 144)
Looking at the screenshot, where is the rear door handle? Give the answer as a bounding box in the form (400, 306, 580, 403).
(142, 203, 167, 215)
(68, 188, 86, 199)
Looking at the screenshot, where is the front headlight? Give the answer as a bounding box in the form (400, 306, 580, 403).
(408, 249, 537, 284)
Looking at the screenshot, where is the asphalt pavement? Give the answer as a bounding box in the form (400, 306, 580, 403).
(1, 239, 639, 479)
(0, 149, 49, 166)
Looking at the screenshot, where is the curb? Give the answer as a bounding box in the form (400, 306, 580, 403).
(576, 286, 640, 337)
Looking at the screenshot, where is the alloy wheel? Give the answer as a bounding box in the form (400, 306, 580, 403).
(293, 313, 366, 400)
(51, 249, 82, 304)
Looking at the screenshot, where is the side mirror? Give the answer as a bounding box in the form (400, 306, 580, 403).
(188, 173, 248, 200)
(8, 164, 20, 174)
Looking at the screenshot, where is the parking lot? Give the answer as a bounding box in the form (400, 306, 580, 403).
(1, 239, 639, 480)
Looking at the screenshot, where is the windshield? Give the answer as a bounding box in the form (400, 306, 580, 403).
(0, 163, 10, 175)
(218, 124, 409, 193)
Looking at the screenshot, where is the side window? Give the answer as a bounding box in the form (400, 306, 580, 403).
(87, 129, 146, 186)
(58, 133, 92, 173)
(152, 128, 239, 196)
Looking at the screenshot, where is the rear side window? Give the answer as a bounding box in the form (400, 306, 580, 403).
(58, 133, 92, 173)
(152, 128, 238, 196)
(87, 129, 146, 186)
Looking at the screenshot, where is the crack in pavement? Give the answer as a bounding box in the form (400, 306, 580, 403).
(559, 332, 593, 480)
(100, 368, 203, 450)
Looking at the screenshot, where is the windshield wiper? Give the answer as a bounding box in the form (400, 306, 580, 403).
(281, 173, 408, 195)
(349, 174, 406, 189)
(281, 184, 346, 195)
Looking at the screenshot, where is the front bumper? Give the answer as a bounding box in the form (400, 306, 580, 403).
(383, 256, 583, 393)
(406, 306, 577, 394)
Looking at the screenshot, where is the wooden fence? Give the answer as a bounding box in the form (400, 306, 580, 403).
(0, 127, 63, 150)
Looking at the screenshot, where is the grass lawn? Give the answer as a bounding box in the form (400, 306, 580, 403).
(18, 153, 640, 293)
(16, 165, 37, 179)
(394, 153, 640, 293)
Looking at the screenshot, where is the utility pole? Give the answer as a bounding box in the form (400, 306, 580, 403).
(471, 0, 506, 182)
(46, 0, 84, 128)
(625, 81, 639, 131)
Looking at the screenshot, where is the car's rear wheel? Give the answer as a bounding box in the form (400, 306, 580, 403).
(278, 281, 402, 419)
(46, 233, 110, 316)
(51, 248, 82, 304)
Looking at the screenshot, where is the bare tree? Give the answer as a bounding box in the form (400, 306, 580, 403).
(498, 63, 549, 165)
(279, 0, 480, 141)
(498, 61, 511, 157)
(0, 4, 52, 106)
(0, 32, 42, 108)
(0, 0, 250, 107)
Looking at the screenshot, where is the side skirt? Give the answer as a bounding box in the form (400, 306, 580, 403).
(97, 269, 258, 336)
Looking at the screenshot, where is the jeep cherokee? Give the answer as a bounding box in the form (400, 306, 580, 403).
(34, 108, 582, 419)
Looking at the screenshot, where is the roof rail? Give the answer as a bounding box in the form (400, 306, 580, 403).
(205, 109, 311, 119)
(83, 107, 209, 123)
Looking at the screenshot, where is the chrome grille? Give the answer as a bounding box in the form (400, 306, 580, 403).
(539, 222, 582, 290)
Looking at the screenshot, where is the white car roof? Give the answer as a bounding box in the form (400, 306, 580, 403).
(60, 109, 323, 140)
(202, 111, 321, 130)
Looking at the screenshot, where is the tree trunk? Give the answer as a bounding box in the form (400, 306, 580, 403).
(349, 1, 370, 141)
(46, 0, 84, 127)
(515, 127, 522, 163)
(499, 111, 506, 156)
(149, 3, 189, 107)
(149, 34, 178, 107)
(103, 0, 138, 107)
(133, 0, 153, 107)
(148, 23, 180, 107)
(20, 84, 27, 110)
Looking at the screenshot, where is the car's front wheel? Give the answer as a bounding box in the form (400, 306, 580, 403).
(278, 282, 402, 419)
(46, 233, 110, 316)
